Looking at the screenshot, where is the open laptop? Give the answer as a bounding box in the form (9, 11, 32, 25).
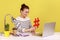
(35, 22, 56, 37)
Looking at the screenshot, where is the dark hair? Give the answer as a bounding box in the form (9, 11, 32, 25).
(20, 4, 29, 11)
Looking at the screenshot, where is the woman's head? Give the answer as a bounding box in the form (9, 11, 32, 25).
(20, 4, 29, 18)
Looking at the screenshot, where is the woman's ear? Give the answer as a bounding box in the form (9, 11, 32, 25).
(20, 10, 21, 13)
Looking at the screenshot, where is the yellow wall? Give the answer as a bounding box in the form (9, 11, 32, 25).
(0, 0, 60, 33)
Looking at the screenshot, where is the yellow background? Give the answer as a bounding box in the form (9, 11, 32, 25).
(0, 0, 60, 33)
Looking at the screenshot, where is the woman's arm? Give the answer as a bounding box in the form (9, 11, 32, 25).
(22, 20, 36, 33)
(24, 27, 36, 32)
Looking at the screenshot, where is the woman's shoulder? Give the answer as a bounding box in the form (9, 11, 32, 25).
(16, 16, 30, 21)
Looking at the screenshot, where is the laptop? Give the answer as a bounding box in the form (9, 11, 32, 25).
(35, 22, 56, 37)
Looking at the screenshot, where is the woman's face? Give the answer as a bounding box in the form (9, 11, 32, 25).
(20, 8, 29, 18)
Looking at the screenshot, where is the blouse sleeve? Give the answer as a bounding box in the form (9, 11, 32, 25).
(29, 20, 32, 28)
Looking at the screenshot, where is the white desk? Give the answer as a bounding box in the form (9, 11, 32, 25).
(0, 32, 60, 40)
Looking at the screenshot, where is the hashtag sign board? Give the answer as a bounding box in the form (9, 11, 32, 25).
(33, 17, 40, 28)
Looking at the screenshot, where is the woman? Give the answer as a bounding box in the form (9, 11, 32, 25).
(15, 4, 36, 33)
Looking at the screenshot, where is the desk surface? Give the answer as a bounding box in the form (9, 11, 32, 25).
(0, 32, 60, 40)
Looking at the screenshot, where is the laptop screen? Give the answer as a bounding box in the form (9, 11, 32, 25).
(43, 22, 56, 37)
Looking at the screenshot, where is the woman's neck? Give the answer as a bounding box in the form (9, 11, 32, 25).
(20, 15, 26, 18)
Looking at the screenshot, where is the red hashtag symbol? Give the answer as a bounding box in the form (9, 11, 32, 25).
(33, 17, 40, 28)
